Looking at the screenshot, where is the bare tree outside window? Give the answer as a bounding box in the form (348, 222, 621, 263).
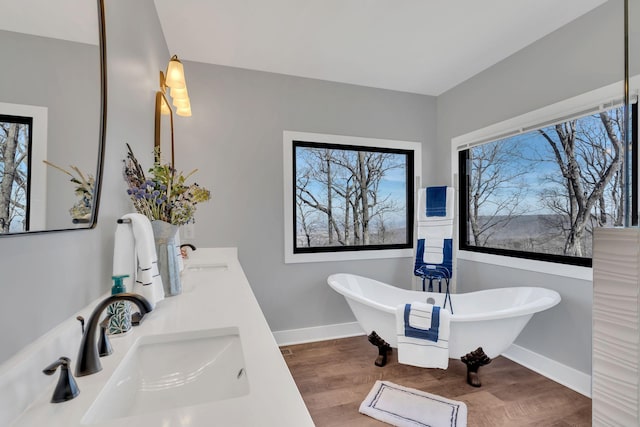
(538, 109, 625, 257)
(0, 115, 32, 233)
(467, 139, 530, 247)
(461, 104, 635, 265)
(293, 141, 413, 253)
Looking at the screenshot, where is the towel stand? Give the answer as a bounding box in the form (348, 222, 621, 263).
(415, 265, 453, 314)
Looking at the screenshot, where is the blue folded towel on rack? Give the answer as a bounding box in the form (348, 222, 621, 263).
(415, 186, 454, 279)
(417, 186, 454, 222)
(426, 186, 448, 217)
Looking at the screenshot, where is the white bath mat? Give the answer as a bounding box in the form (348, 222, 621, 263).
(359, 380, 467, 427)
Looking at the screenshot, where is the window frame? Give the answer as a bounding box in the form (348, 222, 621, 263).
(283, 131, 422, 264)
(0, 114, 33, 232)
(451, 79, 639, 275)
(0, 102, 47, 231)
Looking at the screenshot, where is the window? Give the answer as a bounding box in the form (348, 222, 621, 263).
(283, 131, 421, 263)
(0, 114, 33, 233)
(458, 103, 637, 267)
(294, 141, 414, 252)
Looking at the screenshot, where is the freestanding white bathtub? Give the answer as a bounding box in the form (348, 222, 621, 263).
(327, 273, 561, 359)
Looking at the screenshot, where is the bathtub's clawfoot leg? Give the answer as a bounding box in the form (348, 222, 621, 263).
(367, 331, 390, 348)
(461, 347, 492, 387)
(375, 344, 389, 367)
(368, 331, 392, 367)
(466, 367, 481, 387)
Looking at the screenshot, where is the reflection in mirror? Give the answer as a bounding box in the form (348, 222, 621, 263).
(155, 90, 174, 168)
(0, 0, 105, 235)
(624, 0, 640, 225)
(42, 160, 95, 224)
(0, 114, 32, 232)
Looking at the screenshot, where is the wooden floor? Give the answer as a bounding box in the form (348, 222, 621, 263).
(281, 336, 591, 427)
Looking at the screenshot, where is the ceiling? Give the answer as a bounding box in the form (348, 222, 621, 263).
(153, 0, 607, 96)
(0, 0, 609, 96)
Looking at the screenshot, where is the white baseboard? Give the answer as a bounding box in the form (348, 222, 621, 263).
(502, 344, 592, 398)
(273, 321, 365, 346)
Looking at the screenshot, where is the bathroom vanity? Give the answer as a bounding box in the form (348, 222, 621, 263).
(1, 248, 314, 426)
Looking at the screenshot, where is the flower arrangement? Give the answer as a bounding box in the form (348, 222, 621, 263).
(43, 160, 95, 220)
(123, 143, 211, 225)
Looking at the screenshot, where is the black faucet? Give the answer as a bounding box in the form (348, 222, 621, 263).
(75, 293, 153, 377)
(43, 357, 80, 403)
(98, 314, 113, 357)
(180, 243, 196, 259)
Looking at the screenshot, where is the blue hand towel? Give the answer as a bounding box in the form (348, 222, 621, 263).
(396, 302, 451, 369)
(426, 186, 448, 217)
(404, 303, 440, 342)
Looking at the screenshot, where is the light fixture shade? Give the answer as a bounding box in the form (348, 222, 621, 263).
(165, 55, 186, 89)
(172, 97, 191, 109)
(170, 86, 188, 100)
(176, 106, 192, 117)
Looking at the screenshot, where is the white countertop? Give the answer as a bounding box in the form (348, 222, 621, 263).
(8, 248, 314, 426)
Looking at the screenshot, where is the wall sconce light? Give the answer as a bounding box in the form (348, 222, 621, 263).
(155, 54, 191, 167)
(160, 55, 192, 117)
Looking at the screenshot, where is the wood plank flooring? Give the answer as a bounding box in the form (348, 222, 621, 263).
(281, 336, 591, 427)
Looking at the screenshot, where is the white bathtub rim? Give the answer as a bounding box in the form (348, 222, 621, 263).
(327, 273, 561, 322)
(327, 273, 400, 315)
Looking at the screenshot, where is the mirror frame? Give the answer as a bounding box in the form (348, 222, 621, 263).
(1, 0, 107, 237)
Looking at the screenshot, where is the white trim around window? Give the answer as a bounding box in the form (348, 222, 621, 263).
(283, 130, 422, 264)
(451, 76, 640, 280)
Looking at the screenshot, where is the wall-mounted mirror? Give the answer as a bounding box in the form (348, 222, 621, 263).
(154, 89, 174, 167)
(0, 0, 106, 234)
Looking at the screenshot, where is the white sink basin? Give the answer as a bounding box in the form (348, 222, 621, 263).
(185, 262, 228, 271)
(180, 263, 228, 292)
(82, 327, 249, 424)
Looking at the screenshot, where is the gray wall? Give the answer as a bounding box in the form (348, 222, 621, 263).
(0, 0, 169, 363)
(172, 62, 437, 332)
(436, 0, 625, 374)
(633, 0, 640, 76)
